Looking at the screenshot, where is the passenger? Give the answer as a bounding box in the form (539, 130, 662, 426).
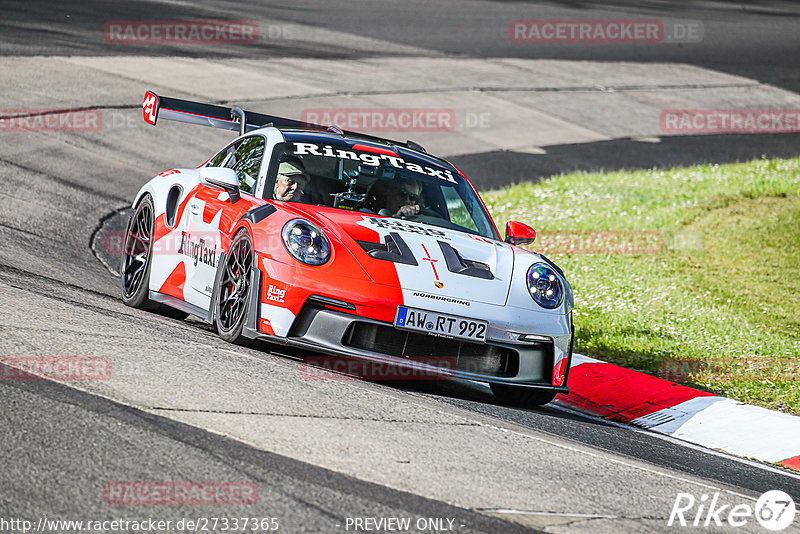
(378, 177, 422, 217)
(273, 161, 309, 201)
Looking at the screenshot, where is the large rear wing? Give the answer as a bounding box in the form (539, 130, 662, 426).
(141, 90, 315, 134)
(140, 91, 427, 152)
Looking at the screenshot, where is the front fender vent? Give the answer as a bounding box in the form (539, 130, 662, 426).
(438, 241, 494, 279)
(357, 232, 418, 265)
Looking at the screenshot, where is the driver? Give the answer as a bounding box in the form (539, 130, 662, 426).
(273, 161, 309, 201)
(379, 177, 421, 217)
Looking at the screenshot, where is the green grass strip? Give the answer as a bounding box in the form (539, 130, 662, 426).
(484, 157, 800, 414)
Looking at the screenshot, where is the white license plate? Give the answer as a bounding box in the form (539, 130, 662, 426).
(394, 306, 487, 342)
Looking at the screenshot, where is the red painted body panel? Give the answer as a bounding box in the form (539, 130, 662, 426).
(158, 262, 186, 300)
(249, 202, 404, 324)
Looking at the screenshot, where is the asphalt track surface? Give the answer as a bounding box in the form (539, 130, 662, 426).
(2, 1, 800, 533)
(4, 0, 800, 182)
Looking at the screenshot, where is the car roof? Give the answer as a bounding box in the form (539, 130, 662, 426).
(277, 129, 463, 176)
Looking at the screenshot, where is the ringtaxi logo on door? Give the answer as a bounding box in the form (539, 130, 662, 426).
(668, 490, 796, 530)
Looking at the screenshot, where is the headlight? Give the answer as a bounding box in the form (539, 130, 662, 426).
(281, 219, 330, 266)
(526, 263, 563, 309)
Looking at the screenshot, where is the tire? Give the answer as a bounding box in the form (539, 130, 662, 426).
(121, 195, 159, 310)
(214, 229, 256, 346)
(490, 384, 557, 407)
(120, 195, 188, 319)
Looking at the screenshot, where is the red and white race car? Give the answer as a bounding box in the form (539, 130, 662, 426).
(122, 91, 574, 406)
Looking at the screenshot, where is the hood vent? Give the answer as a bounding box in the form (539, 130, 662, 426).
(438, 241, 494, 279)
(357, 232, 418, 265)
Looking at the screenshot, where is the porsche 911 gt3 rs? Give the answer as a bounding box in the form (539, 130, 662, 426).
(121, 91, 574, 406)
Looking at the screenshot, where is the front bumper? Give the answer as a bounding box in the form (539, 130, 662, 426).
(242, 265, 572, 391)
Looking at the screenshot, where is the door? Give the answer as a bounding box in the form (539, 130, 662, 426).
(184, 135, 267, 308)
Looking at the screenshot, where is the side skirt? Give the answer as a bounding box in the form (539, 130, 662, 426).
(149, 291, 211, 322)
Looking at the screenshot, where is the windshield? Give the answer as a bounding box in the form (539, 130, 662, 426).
(265, 140, 498, 239)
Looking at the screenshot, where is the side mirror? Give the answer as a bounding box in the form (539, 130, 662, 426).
(200, 167, 240, 203)
(504, 221, 536, 246)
